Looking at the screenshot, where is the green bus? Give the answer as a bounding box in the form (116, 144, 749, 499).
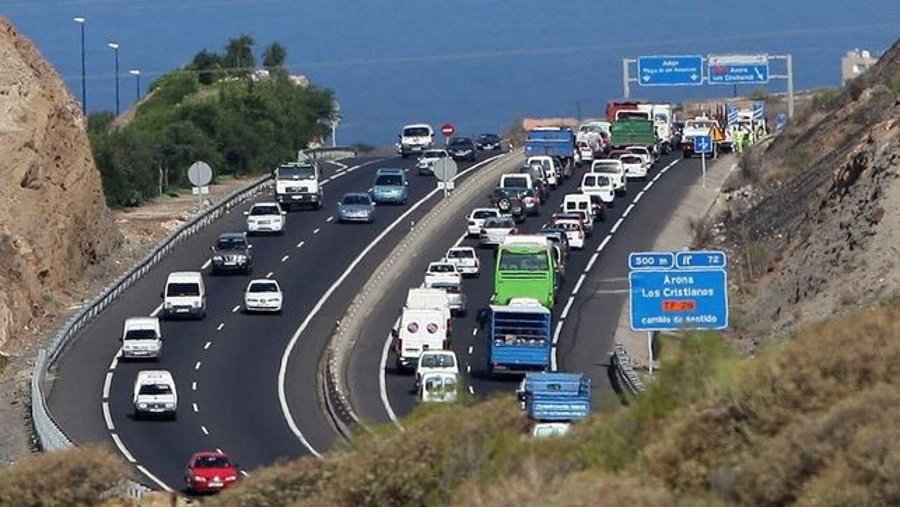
(493, 237, 556, 308)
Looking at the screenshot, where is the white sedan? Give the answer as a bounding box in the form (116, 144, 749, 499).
(424, 261, 461, 287)
(243, 279, 283, 313)
(445, 246, 480, 277)
(466, 208, 501, 237)
(244, 202, 286, 235)
(620, 154, 648, 180)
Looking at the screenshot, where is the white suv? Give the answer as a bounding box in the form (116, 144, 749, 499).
(245, 202, 286, 235)
(133, 370, 178, 421)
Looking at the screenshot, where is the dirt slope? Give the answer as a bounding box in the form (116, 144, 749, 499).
(713, 38, 900, 348)
(0, 17, 120, 353)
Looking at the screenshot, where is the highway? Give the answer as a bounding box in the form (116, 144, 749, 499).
(347, 151, 710, 422)
(47, 152, 499, 492)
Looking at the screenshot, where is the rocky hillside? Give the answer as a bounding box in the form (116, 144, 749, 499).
(0, 17, 120, 352)
(714, 38, 900, 349)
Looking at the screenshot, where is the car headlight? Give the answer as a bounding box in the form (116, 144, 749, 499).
(192, 475, 207, 482)
(138, 403, 148, 409)
(165, 403, 175, 409)
(213, 255, 224, 262)
(226, 476, 238, 482)
(164, 302, 173, 309)
(192, 301, 200, 308)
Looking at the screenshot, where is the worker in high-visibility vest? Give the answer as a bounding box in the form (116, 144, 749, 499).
(734, 127, 745, 155)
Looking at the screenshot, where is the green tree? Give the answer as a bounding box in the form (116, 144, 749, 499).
(262, 42, 288, 73)
(187, 49, 224, 85)
(223, 34, 255, 77)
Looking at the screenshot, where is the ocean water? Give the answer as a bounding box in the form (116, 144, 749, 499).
(3, 0, 899, 145)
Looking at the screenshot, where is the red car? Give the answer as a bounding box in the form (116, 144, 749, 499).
(185, 451, 240, 494)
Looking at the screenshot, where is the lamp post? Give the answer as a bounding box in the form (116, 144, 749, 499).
(129, 69, 141, 101)
(73, 17, 86, 114)
(107, 42, 120, 115)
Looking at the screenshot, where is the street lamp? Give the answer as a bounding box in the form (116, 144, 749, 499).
(107, 42, 120, 115)
(129, 69, 141, 101)
(73, 17, 86, 114)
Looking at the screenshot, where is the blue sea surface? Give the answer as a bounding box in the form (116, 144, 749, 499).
(3, 0, 899, 145)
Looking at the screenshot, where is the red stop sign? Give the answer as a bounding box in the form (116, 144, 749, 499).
(441, 123, 455, 136)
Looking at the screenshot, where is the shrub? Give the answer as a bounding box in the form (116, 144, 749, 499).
(811, 89, 841, 111)
(0, 446, 124, 506)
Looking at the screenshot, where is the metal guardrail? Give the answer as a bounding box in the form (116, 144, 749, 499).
(29, 174, 274, 493)
(611, 343, 646, 395)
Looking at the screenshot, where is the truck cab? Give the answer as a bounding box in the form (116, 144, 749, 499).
(273, 161, 323, 210)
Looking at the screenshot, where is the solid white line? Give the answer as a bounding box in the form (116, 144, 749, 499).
(193, 403, 199, 413)
(281, 255, 290, 262)
(195, 361, 202, 370)
(468, 345, 474, 354)
(216, 323, 224, 331)
(204, 341, 211, 350)
(278, 154, 504, 448)
(645, 180, 655, 191)
(560, 296, 575, 320)
(102, 372, 113, 399)
(585, 252, 600, 272)
(192, 382, 198, 391)
(313, 227, 321, 234)
(572, 273, 586, 295)
(108, 354, 119, 371)
(296, 241, 305, 248)
(110, 433, 136, 463)
(623, 203, 635, 217)
(150, 304, 162, 317)
(597, 235, 611, 252)
(201, 259, 212, 270)
(201, 426, 209, 435)
(136, 465, 174, 492)
(378, 331, 402, 428)
(102, 402, 114, 430)
(231, 305, 240, 313)
(326, 216, 334, 222)
(468, 385, 475, 395)
(610, 218, 624, 234)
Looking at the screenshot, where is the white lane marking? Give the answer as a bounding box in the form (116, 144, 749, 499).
(378, 328, 402, 428)
(201, 426, 209, 435)
(192, 382, 198, 391)
(204, 341, 212, 350)
(466, 364, 472, 373)
(296, 241, 305, 248)
(150, 304, 162, 317)
(572, 273, 586, 295)
(195, 361, 202, 370)
(468, 346, 474, 354)
(193, 403, 199, 413)
(645, 180, 655, 191)
(585, 251, 600, 272)
(216, 448, 223, 454)
(102, 402, 114, 430)
(598, 235, 611, 252)
(266, 271, 274, 278)
(278, 154, 504, 447)
(635, 190, 645, 202)
(313, 227, 321, 234)
(326, 216, 334, 222)
(201, 259, 212, 270)
(103, 372, 113, 399)
(471, 328, 478, 336)
(111, 433, 136, 463)
(217, 323, 224, 331)
(281, 255, 290, 262)
(241, 470, 250, 478)
(610, 217, 624, 234)
(560, 296, 575, 320)
(623, 203, 635, 217)
(452, 232, 467, 247)
(468, 385, 475, 395)
(231, 305, 240, 313)
(136, 465, 174, 492)
(108, 354, 119, 371)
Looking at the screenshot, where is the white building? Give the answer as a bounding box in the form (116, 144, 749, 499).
(841, 49, 878, 85)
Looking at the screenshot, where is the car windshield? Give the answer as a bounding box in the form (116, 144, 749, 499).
(138, 383, 172, 396)
(194, 455, 232, 469)
(450, 138, 471, 147)
(166, 283, 200, 297)
(420, 354, 456, 369)
(478, 134, 498, 142)
(621, 155, 642, 164)
(554, 222, 580, 231)
(593, 162, 619, 172)
(447, 250, 473, 260)
(429, 264, 456, 273)
(216, 237, 246, 250)
(249, 205, 279, 216)
(499, 251, 549, 271)
(484, 218, 515, 229)
(423, 151, 446, 159)
(472, 210, 498, 219)
(404, 127, 430, 137)
(277, 164, 315, 180)
(375, 175, 403, 186)
(124, 329, 157, 340)
(248, 282, 279, 293)
(342, 194, 370, 205)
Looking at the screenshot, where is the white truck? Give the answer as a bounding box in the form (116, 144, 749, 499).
(393, 307, 450, 371)
(273, 160, 323, 211)
(651, 103, 674, 154)
(120, 317, 162, 360)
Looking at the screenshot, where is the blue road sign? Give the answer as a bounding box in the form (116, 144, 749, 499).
(726, 104, 739, 126)
(694, 135, 713, 155)
(675, 250, 727, 268)
(775, 112, 787, 132)
(629, 252, 675, 270)
(629, 269, 729, 331)
(752, 101, 765, 120)
(708, 61, 769, 84)
(638, 55, 703, 86)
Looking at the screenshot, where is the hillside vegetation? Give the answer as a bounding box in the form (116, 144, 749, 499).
(3, 302, 895, 505)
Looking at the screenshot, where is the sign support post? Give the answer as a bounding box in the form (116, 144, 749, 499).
(647, 331, 654, 375)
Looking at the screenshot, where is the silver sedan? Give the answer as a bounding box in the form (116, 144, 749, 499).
(337, 192, 376, 223)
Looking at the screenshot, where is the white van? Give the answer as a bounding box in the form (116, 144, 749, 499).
(133, 370, 177, 420)
(160, 271, 206, 320)
(415, 349, 460, 387)
(580, 173, 615, 204)
(399, 124, 435, 158)
(394, 307, 450, 371)
(561, 194, 595, 233)
(419, 371, 459, 403)
(526, 156, 558, 188)
(120, 317, 162, 360)
(590, 159, 626, 196)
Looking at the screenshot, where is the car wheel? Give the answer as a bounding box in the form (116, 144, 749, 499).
(497, 198, 511, 213)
